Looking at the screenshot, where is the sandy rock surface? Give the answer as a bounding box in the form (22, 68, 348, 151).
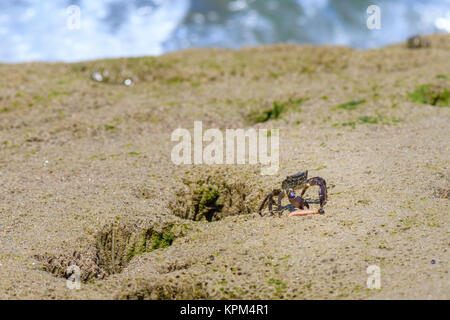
(0, 34, 448, 299)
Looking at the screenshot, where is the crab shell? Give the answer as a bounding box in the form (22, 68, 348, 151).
(281, 170, 308, 189)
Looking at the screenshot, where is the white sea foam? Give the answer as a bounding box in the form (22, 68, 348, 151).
(0, 0, 448, 63)
(0, 0, 190, 62)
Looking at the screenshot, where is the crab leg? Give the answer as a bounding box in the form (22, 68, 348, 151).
(277, 190, 285, 211)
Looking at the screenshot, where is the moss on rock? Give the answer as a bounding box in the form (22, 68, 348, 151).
(409, 83, 449, 107)
(170, 168, 262, 221)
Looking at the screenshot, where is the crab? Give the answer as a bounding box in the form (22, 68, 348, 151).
(407, 35, 431, 49)
(258, 170, 327, 216)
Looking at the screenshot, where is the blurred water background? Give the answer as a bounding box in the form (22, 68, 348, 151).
(0, 0, 449, 62)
